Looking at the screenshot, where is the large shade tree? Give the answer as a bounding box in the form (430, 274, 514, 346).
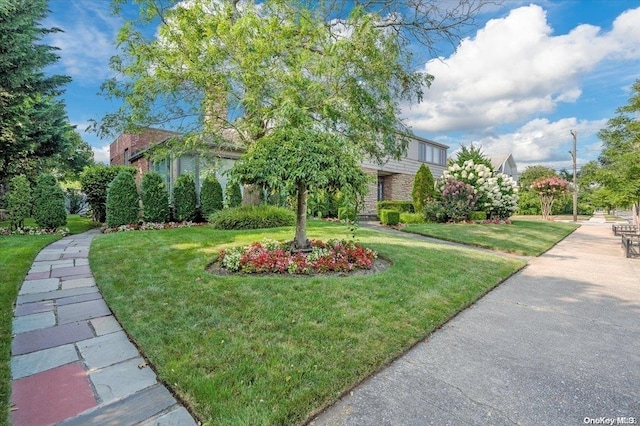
(0, 0, 73, 190)
(98, 0, 491, 246)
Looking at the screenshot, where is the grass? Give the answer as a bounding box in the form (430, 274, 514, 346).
(0, 215, 98, 426)
(510, 214, 592, 221)
(90, 220, 526, 425)
(403, 220, 579, 256)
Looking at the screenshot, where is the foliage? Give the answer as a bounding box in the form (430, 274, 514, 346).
(399, 213, 425, 224)
(141, 171, 169, 223)
(424, 199, 448, 223)
(338, 206, 357, 222)
(200, 175, 223, 218)
(225, 181, 242, 209)
(470, 211, 487, 221)
(412, 164, 435, 212)
(80, 164, 136, 222)
(219, 238, 376, 274)
(106, 171, 139, 228)
(451, 144, 493, 170)
(377, 200, 415, 215)
(209, 205, 295, 230)
(307, 189, 340, 219)
(32, 173, 66, 230)
(439, 179, 478, 222)
(380, 209, 400, 226)
(65, 188, 87, 215)
(173, 174, 198, 222)
(0, 0, 73, 188)
(5, 175, 31, 230)
(531, 176, 570, 220)
(442, 159, 518, 219)
(518, 165, 557, 190)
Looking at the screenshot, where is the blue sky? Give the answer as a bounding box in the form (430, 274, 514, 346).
(44, 0, 640, 171)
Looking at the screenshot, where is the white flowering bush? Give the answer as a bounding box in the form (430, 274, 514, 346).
(441, 160, 518, 220)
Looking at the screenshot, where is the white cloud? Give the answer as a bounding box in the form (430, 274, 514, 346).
(92, 145, 111, 164)
(404, 4, 640, 133)
(46, 1, 122, 82)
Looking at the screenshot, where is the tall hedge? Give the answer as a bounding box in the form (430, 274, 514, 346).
(80, 164, 136, 222)
(106, 171, 139, 227)
(33, 174, 67, 230)
(226, 181, 243, 208)
(141, 171, 169, 223)
(200, 175, 223, 218)
(173, 174, 197, 222)
(412, 163, 435, 213)
(6, 175, 32, 230)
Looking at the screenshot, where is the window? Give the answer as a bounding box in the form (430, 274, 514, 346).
(377, 177, 385, 201)
(419, 142, 436, 163)
(124, 148, 130, 165)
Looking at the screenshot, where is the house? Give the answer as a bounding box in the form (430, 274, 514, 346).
(489, 154, 518, 182)
(110, 129, 448, 216)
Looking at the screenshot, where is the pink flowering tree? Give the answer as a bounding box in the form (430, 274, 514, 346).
(531, 177, 570, 220)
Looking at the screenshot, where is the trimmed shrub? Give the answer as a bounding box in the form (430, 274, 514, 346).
(141, 171, 169, 223)
(6, 175, 32, 230)
(225, 181, 243, 208)
(80, 164, 136, 222)
(338, 206, 356, 222)
(377, 200, 414, 216)
(210, 205, 295, 230)
(469, 211, 487, 221)
(380, 209, 400, 225)
(106, 171, 139, 227)
(412, 164, 435, 213)
(200, 175, 223, 217)
(173, 174, 198, 222)
(33, 174, 67, 230)
(400, 212, 424, 224)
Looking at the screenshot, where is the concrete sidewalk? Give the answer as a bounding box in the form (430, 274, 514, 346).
(10, 230, 196, 426)
(312, 220, 640, 425)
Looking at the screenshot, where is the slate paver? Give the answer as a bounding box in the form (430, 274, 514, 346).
(14, 300, 55, 317)
(77, 331, 139, 370)
(56, 292, 103, 306)
(11, 363, 97, 426)
(18, 278, 59, 295)
(12, 321, 94, 355)
(34, 251, 63, 261)
(28, 263, 53, 273)
(25, 271, 51, 280)
(51, 265, 91, 278)
(139, 406, 198, 426)
(58, 272, 94, 281)
(61, 277, 95, 290)
(16, 285, 98, 305)
(90, 315, 122, 336)
(90, 357, 158, 402)
(11, 344, 79, 380)
(57, 299, 111, 324)
(12, 311, 56, 334)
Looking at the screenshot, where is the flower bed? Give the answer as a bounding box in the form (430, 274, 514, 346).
(0, 226, 69, 236)
(101, 221, 205, 233)
(218, 238, 377, 274)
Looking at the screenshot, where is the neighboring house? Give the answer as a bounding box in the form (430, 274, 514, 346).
(110, 129, 448, 216)
(489, 154, 518, 182)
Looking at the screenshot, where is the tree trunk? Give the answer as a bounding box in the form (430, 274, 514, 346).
(293, 181, 309, 250)
(633, 202, 639, 227)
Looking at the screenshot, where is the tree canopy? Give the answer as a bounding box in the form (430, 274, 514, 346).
(0, 0, 74, 189)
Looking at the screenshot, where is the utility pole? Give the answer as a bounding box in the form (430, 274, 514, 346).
(570, 130, 577, 222)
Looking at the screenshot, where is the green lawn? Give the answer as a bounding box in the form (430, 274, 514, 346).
(0, 215, 98, 426)
(90, 220, 526, 425)
(403, 219, 579, 256)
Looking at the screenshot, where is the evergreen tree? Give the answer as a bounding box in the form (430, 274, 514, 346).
(106, 171, 139, 227)
(6, 174, 32, 230)
(80, 164, 136, 222)
(0, 0, 73, 188)
(225, 181, 243, 209)
(412, 164, 435, 212)
(32, 173, 66, 229)
(451, 144, 493, 170)
(173, 174, 197, 222)
(200, 175, 223, 218)
(141, 171, 169, 223)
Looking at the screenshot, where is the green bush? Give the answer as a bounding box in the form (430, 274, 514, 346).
(469, 211, 487, 221)
(141, 171, 169, 223)
(380, 209, 400, 226)
(200, 175, 224, 217)
(424, 199, 447, 223)
(173, 174, 198, 222)
(6, 175, 32, 230)
(33, 174, 67, 230)
(210, 205, 295, 230)
(225, 181, 243, 208)
(80, 164, 136, 222)
(106, 171, 140, 227)
(337, 206, 356, 222)
(400, 212, 424, 224)
(412, 164, 435, 213)
(377, 200, 414, 216)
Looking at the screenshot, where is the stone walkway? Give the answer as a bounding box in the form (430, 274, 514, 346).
(10, 229, 196, 426)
